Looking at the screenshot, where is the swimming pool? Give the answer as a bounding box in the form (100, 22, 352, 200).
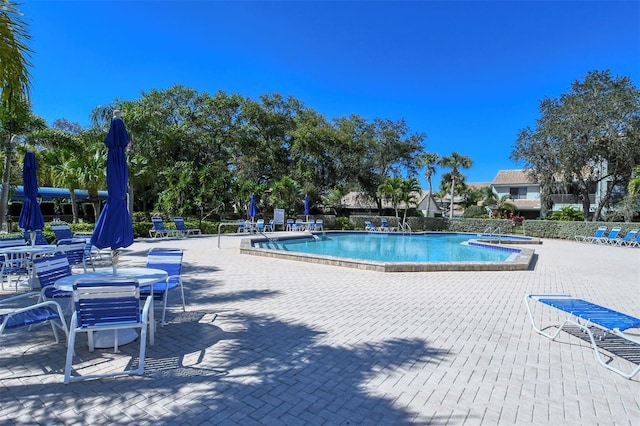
(240, 231, 536, 272)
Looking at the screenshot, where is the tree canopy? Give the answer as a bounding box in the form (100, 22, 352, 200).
(512, 70, 640, 221)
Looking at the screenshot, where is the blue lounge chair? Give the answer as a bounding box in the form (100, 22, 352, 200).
(575, 226, 607, 244)
(173, 217, 201, 236)
(314, 219, 323, 231)
(610, 229, 638, 246)
(380, 219, 394, 232)
(597, 227, 621, 244)
(364, 221, 378, 231)
(149, 217, 178, 238)
(1, 292, 68, 345)
(525, 294, 640, 379)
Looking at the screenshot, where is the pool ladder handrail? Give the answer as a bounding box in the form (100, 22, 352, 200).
(398, 221, 412, 234)
(481, 226, 502, 243)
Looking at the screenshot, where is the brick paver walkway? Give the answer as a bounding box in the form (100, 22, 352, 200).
(1, 234, 639, 425)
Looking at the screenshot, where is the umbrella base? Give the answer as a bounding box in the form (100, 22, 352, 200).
(92, 329, 138, 349)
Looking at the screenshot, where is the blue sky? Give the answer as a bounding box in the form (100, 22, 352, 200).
(21, 1, 640, 189)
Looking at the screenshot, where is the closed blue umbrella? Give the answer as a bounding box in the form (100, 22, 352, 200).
(303, 194, 309, 220)
(91, 112, 134, 263)
(18, 151, 45, 244)
(248, 193, 257, 221)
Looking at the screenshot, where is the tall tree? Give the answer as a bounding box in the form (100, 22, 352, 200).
(0, 1, 33, 229)
(416, 152, 439, 217)
(512, 70, 640, 220)
(0, 1, 31, 106)
(439, 152, 473, 219)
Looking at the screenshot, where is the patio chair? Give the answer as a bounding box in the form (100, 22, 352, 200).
(264, 219, 274, 232)
(574, 226, 607, 244)
(597, 227, 622, 244)
(50, 223, 74, 243)
(0, 238, 30, 291)
(364, 221, 378, 232)
(255, 219, 265, 233)
(623, 231, 640, 248)
(149, 217, 178, 238)
(609, 229, 638, 246)
(1, 292, 68, 345)
(525, 294, 640, 379)
(139, 247, 185, 327)
(294, 219, 304, 231)
(64, 277, 152, 384)
(237, 220, 248, 233)
(380, 219, 395, 232)
(23, 229, 49, 245)
(33, 252, 73, 311)
(314, 219, 323, 231)
(173, 217, 201, 236)
(306, 219, 315, 231)
(286, 219, 295, 231)
(56, 238, 91, 272)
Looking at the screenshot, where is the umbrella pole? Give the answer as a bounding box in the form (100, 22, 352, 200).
(30, 231, 36, 246)
(111, 250, 120, 274)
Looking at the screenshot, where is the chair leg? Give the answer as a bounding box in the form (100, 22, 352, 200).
(64, 329, 77, 384)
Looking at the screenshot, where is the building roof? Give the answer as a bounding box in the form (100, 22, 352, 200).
(492, 170, 536, 186)
(511, 199, 542, 210)
(341, 190, 440, 211)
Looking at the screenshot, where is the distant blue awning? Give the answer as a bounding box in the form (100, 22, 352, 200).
(7, 186, 108, 201)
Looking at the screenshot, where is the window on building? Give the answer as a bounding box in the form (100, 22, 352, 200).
(509, 187, 527, 199)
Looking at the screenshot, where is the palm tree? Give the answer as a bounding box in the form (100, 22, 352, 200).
(417, 152, 439, 217)
(0, 1, 33, 230)
(399, 177, 421, 226)
(377, 177, 404, 218)
(439, 152, 473, 219)
(0, 1, 31, 106)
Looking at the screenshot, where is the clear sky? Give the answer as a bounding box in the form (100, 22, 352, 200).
(20, 1, 640, 189)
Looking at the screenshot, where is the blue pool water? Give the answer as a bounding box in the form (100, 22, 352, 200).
(254, 232, 519, 263)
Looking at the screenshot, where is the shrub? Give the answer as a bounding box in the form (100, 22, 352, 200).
(334, 217, 354, 230)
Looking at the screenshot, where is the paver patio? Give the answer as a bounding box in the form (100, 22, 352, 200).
(1, 233, 639, 425)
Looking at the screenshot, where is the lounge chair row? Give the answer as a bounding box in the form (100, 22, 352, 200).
(149, 217, 201, 238)
(575, 227, 639, 247)
(365, 219, 395, 232)
(237, 219, 324, 233)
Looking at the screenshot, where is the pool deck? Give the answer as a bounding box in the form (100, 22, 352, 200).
(1, 233, 639, 424)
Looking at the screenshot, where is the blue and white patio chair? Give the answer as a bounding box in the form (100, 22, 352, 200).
(285, 219, 295, 231)
(56, 238, 91, 272)
(255, 219, 266, 233)
(610, 229, 638, 246)
(314, 219, 323, 231)
(380, 219, 395, 232)
(23, 229, 48, 245)
(149, 217, 178, 238)
(264, 219, 274, 232)
(173, 217, 201, 236)
(140, 247, 185, 327)
(525, 294, 640, 379)
(0, 237, 30, 291)
(364, 221, 378, 232)
(64, 277, 152, 384)
(597, 227, 622, 244)
(1, 292, 68, 345)
(574, 226, 607, 244)
(33, 252, 73, 311)
(50, 223, 74, 243)
(237, 220, 249, 233)
(294, 219, 304, 231)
